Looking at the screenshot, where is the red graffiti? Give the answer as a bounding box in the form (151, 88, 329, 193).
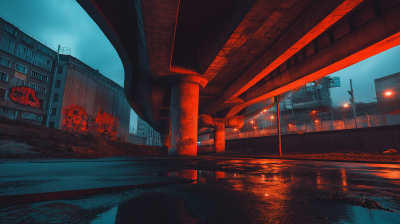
(8, 86, 40, 108)
(61, 105, 120, 140)
(63, 105, 89, 133)
(95, 109, 119, 139)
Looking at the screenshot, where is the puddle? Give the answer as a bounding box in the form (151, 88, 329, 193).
(91, 206, 118, 224)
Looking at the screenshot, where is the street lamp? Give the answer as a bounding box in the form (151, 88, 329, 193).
(385, 91, 395, 111)
(343, 103, 349, 108)
(270, 116, 274, 130)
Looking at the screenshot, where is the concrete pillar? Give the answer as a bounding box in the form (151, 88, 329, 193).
(214, 122, 225, 153)
(170, 81, 199, 156)
(162, 117, 171, 151)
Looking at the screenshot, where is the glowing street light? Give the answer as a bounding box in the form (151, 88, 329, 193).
(343, 103, 349, 108)
(385, 91, 395, 111)
(314, 120, 319, 123)
(250, 120, 254, 123)
(263, 109, 267, 112)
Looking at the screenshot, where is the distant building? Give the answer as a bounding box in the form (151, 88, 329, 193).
(0, 17, 56, 125)
(0, 16, 131, 141)
(47, 55, 131, 141)
(278, 77, 333, 113)
(374, 72, 400, 103)
(129, 117, 161, 146)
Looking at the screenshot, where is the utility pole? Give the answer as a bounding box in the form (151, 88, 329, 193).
(348, 79, 357, 128)
(275, 95, 282, 156)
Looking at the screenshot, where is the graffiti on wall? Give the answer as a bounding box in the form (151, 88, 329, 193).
(62, 105, 120, 140)
(8, 86, 40, 108)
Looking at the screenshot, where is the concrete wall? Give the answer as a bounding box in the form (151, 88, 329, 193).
(49, 55, 130, 141)
(226, 125, 400, 153)
(128, 134, 146, 145)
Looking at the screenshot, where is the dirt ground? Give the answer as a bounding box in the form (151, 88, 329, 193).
(0, 119, 166, 159)
(1, 115, 398, 162)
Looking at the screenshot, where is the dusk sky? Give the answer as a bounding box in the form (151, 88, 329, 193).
(1, 0, 399, 124)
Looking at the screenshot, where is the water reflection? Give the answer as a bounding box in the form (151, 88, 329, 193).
(92, 207, 118, 224)
(162, 160, 400, 223)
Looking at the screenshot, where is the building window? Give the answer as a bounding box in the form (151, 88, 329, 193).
(51, 108, 57, 116)
(0, 57, 12, 68)
(0, 88, 6, 99)
(30, 70, 48, 82)
(53, 94, 59, 102)
(49, 122, 55, 128)
(16, 45, 52, 72)
(14, 78, 25, 86)
(0, 107, 17, 117)
(0, 72, 8, 82)
(15, 63, 27, 74)
(28, 83, 46, 93)
(0, 36, 15, 54)
(4, 23, 18, 36)
(57, 67, 63, 74)
(55, 80, 61, 88)
(22, 34, 32, 45)
(37, 43, 53, 56)
(38, 98, 45, 109)
(21, 111, 43, 121)
(36, 114, 43, 121)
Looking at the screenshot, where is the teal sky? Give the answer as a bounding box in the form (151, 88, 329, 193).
(1, 0, 399, 128)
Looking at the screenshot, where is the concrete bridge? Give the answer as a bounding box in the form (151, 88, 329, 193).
(77, 0, 400, 156)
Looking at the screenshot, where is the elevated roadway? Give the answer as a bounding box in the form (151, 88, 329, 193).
(77, 0, 400, 156)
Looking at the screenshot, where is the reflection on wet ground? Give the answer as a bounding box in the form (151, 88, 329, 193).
(1, 158, 400, 223)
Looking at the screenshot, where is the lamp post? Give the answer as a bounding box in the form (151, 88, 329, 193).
(274, 95, 282, 157)
(270, 116, 274, 129)
(348, 79, 357, 128)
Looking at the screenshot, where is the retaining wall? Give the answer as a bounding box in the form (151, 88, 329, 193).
(226, 125, 400, 153)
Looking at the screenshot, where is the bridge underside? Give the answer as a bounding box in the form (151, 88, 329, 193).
(77, 0, 400, 156)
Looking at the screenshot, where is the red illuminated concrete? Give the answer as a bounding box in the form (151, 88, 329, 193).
(198, 114, 244, 153)
(169, 81, 200, 156)
(202, 0, 363, 115)
(214, 122, 225, 153)
(77, 0, 400, 156)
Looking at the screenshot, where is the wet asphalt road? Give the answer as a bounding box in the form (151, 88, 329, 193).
(1, 157, 400, 223)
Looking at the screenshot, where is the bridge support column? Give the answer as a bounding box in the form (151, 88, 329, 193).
(214, 122, 225, 153)
(170, 81, 200, 156)
(162, 117, 171, 151)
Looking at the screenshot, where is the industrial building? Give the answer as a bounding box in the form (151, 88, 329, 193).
(129, 117, 161, 146)
(0, 16, 130, 141)
(374, 72, 400, 103)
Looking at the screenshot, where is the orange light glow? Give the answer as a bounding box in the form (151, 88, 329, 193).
(234, 128, 237, 131)
(343, 103, 349, 108)
(315, 120, 319, 123)
(385, 91, 392, 96)
(250, 120, 254, 123)
(263, 109, 267, 112)
(270, 116, 274, 119)
(312, 110, 316, 113)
